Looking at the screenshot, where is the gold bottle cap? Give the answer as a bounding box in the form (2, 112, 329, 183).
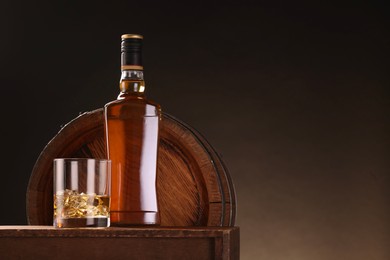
(121, 34, 143, 39)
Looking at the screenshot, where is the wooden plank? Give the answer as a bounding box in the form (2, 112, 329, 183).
(0, 226, 239, 260)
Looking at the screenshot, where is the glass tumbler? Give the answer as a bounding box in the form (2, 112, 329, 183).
(53, 158, 111, 228)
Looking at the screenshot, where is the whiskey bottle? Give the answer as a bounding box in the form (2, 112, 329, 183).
(104, 34, 161, 226)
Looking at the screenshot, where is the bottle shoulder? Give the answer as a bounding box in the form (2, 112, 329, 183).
(105, 95, 161, 117)
(106, 95, 160, 107)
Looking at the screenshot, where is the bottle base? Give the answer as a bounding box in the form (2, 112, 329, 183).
(110, 211, 160, 226)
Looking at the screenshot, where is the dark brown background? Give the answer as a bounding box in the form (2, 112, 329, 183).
(0, 2, 388, 259)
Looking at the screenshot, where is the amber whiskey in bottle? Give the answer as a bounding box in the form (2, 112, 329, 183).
(104, 34, 161, 226)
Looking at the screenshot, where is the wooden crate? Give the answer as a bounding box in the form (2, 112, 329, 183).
(0, 226, 239, 260)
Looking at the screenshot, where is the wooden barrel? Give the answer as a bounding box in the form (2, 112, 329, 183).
(26, 109, 236, 227)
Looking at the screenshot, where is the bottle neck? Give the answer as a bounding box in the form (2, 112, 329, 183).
(118, 70, 145, 98)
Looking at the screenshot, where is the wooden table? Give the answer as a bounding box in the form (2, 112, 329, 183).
(0, 226, 239, 259)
